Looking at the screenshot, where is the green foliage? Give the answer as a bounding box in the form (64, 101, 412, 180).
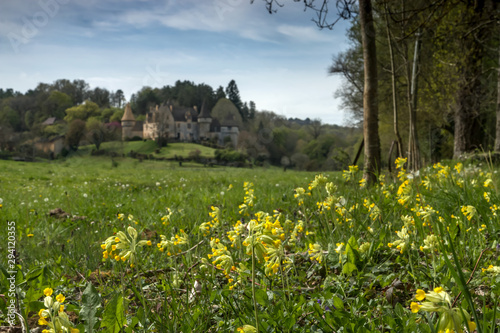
(225, 80, 244, 118)
(42, 91, 73, 120)
(80, 282, 102, 333)
(0, 105, 22, 131)
(42, 123, 66, 138)
(109, 108, 124, 122)
(100, 107, 121, 123)
(86, 117, 106, 150)
(215, 148, 248, 163)
(64, 100, 100, 123)
(100, 293, 126, 333)
(65, 119, 86, 151)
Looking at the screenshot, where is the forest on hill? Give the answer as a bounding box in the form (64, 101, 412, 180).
(0, 79, 360, 171)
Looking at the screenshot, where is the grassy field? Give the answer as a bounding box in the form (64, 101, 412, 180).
(0, 157, 499, 332)
(79, 141, 217, 159)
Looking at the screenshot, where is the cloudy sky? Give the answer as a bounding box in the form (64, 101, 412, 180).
(1, 0, 353, 124)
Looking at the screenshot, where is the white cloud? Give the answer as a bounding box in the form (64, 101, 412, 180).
(277, 24, 332, 43)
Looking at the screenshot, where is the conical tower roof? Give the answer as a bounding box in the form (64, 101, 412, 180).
(198, 100, 211, 119)
(121, 103, 135, 121)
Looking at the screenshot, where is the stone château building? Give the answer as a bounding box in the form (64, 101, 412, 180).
(121, 100, 239, 147)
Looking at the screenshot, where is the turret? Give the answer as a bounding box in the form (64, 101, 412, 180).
(121, 103, 136, 140)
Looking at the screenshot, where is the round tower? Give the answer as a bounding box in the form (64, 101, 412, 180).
(197, 101, 212, 140)
(121, 103, 136, 140)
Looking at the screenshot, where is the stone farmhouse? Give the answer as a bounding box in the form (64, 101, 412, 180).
(121, 100, 239, 147)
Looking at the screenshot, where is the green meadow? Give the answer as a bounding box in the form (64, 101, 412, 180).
(78, 142, 217, 159)
(0, 154, 499, 332)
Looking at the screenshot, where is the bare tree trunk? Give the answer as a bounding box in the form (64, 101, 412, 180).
(408, 30, 421, 171)
(352, 138, 364, 165)
(453, 1, 488, 159)
(494, 40, 500, 151)
(387, 140, 395, 173)
(359, 0, 380, 183)
(384, 3, 404, 161)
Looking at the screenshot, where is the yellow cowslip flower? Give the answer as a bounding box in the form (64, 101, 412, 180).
(342, 165, 359, 181)
(421, 177, 432, 190)
(413, 287, 472, 332)
(38, 316, 49, 325)
(396, 180, 411, 205)
(359, 178, 367, 188)
(484, 192, 490, 202)
(454, 162, 463, 174)
(161, 208, 173, 225)
(294, 187, 305, 198)
(434, 287, 443, 293)
(395, 157, 407, 170)
(325, 182, 336, 196)
(158, 230, 188, 254)
(484, 178, 493, 188)
(310, 174, 328, 189)
(415, 289, 426, 301)
(308, 243, 324, 264)
(237, 325, 258, 333)
(388, 227, 409, 254)
(335, 242, 344, 254)
(482, 265, 500, 275)
(27, 233, 34, 237)
(55, 294, 65, 303)
(421, 234, 439, 252)
(410, 302, 421, 313)
(102, 226, 150, 265)
(210, 240, 234, 275)
(38, 309, 46, 318)
(359, 242, 370, 254)
(43, 288, 53, 297)
(461, 205, 476, 221)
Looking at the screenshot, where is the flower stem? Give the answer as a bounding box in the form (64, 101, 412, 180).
(251, 231, 259, 332)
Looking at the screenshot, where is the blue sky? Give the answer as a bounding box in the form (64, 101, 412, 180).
(1, 0, 353, 124)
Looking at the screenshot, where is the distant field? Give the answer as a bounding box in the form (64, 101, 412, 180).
(79, 141, 217, 159)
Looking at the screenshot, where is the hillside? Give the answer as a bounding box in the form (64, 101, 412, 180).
(79, 141, 217, 159)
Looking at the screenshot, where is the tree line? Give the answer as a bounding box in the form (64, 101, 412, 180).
(0, 78, 360, 170)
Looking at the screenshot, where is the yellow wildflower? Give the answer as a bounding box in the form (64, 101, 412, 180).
(55, 294, 65, 303)
(415, 289, 426, 301)
(43, 288, 53, 297)
(410, 302, 421, 313)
